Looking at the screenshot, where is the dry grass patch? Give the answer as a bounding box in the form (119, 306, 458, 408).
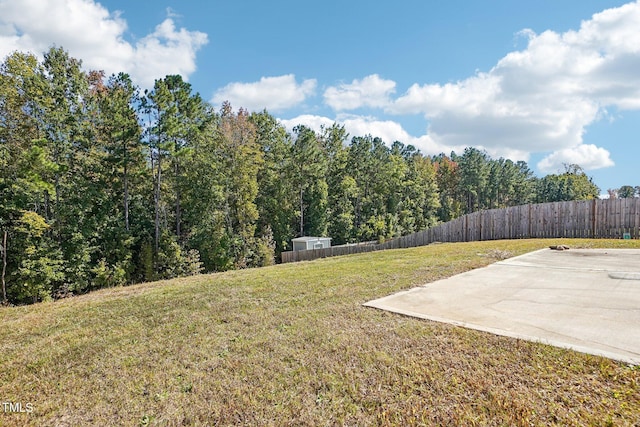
(0, 239, 639, 426)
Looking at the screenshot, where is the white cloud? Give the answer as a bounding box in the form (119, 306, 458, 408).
(0, 0, 208, 88)
(382, 1, 640, 168)
(280, 114, 457, 156)
(212, 75, 317, 112)
(323, 74, 396, 110)
(392, 73, 503, 118)
(339, 115, 441, 153)
(131, 19, 208, 88)
(537, 144, 615, 173)
(278, 115, 335, 133)
(231, 1, 639, 171)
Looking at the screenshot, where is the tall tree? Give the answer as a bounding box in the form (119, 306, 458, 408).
(403, 151, 440, 232)
(458, 147, 490, 213)
(433, 154, 463, 221)
(251, 110, 297, 254)
(41, 47, 87, 216)
(290, 125, 327, 237)
(0, 52, 53, 221)
(39, 47, 95, 292)
(387, 141, 409, 234)
(85, 71, 148, 285)
(347, 135, 393, 240)
(617, 185, 635, 198)
(0, 51, 69, 303)
(215, 102, 265, 268)
(93, 73, 144, 232)
(512, 161, 536, 205)
(536, 164, 600, 202)
(319, 124, 354, 245)
(143, 75, 209, 281)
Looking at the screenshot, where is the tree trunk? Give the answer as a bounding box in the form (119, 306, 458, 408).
(2, 230, 7, 304)
(123, 132, 130, 232)
(124, 173, 130, 232)
(175, 160, 181, 241)
(54, 173, 61, 242)
(154, 153, 161, 253)
(43, 190, 50, 221)
(299, 186, 304, 237)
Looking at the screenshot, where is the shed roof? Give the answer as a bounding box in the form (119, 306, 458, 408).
(292, 236, 332, 242)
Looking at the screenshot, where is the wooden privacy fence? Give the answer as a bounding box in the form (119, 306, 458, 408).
(281, 198, 640, 263)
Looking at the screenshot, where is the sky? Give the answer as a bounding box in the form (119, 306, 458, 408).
(1, 0, 639, 194)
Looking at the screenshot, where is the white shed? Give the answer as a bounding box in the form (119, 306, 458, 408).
(292, 236, 332, 251)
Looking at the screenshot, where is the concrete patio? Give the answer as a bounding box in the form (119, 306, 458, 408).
(365, 248, 640, 365)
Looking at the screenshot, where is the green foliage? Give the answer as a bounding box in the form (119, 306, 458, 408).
(614, 185, 636, 199)
(0, 47, 609, 305)
(618, 185, 635, 198)
(182, 249, 204, 276)
(91, 259, 127, 289)
(8, 211, 64, 303)
(434, 154, 463, 221)
(143, 215, 204, 279)
(135, 240, 155, 283)
(291, 125, 328, 237)
(458, 147, 490, 213)
(251, 111, 296, 254)
(536, 164, 600, 202)
(327, 175, 357, 245)
(155, 233, 186, 280)
(356, 214, 385, 243)
(214, 103, 263, 268)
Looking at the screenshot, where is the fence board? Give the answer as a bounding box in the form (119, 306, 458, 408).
(282, 198, 640, 263)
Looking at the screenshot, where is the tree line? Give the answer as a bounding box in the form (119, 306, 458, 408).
(0, 47, 601, 304)
(607, 186, 640, 199)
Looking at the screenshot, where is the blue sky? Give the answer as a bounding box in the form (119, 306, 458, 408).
(1, 0, 639, 194)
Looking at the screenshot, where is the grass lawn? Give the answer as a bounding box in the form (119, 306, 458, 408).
(1, 239, 639, 426)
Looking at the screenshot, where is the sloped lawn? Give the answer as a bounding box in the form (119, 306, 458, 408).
(1, 239, 639, 426)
